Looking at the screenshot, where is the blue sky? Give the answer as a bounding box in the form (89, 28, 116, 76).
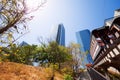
(18, 0, 120, 46)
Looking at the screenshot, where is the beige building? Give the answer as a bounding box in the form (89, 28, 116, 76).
(90, 9, 120, 72)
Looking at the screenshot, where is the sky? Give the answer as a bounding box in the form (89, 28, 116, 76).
(18, 0, 120, 46)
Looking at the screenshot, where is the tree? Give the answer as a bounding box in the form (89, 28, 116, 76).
(38, 41, 72, 68)
(68, 42, 82, 73)
(37, 40, 72, 79)
(0, 0, 46, 46)
(16, 45, 38, 64)
(47, 41, 72, 69)
(35, 44, 49, 65)
(0, 44, 39, 65)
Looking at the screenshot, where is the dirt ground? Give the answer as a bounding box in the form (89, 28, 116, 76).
(0, 62, 63, 80)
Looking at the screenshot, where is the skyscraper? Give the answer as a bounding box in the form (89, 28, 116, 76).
(76, 29, 93, 64)
(88, 9, 120, 79)
(19, 41, 29, 46)
(50, 24, 65, 46)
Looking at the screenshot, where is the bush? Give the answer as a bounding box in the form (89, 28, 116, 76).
(64, 74, 73, 80)
(61, 67, 73, 75)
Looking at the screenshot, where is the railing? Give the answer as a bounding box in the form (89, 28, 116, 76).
(93, 38, 120, 68)
(87, 67, 107, 80)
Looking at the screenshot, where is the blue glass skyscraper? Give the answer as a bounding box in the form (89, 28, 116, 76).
(50, 24, 65, 46)
(56, 24, 65, 46)
(19, 41, 29, 46)
(76, 29, 93, 64)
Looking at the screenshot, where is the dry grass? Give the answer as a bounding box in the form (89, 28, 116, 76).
(0, 62, 64, 80)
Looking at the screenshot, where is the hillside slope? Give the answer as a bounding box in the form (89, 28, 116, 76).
(0, 62, 63, 80)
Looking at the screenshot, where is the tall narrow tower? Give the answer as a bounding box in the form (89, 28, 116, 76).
(56, 24, 65, 46)
(50, 24, 65, 46)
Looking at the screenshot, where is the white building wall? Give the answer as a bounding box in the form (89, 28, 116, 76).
(114, 9, 120, 17)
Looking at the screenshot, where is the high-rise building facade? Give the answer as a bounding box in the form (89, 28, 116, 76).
(56, 24, 65, 46)
(76, 29, 93, 64)
(89, 9, 120, 77)
(50, 24, 65, 46)
(19, 41, 29, 46)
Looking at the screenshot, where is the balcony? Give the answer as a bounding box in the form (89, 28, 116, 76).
(113, 24, 120, 31)
(93, 38, 120, 69)
(96, 38, 105, 47)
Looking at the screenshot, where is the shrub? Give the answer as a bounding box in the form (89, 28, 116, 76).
(64, 74, 73, 80)
(61, 67, 73, 75)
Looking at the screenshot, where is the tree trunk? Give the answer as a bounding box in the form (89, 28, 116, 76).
(58, 62, 61, 69)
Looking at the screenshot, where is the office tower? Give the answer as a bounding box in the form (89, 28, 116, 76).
(50, 24, 65, 46)
(19, 41, 29, 46)
(76, 29, 93, 65)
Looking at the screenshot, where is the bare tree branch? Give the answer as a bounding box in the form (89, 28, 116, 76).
(0, 0, 46, 46)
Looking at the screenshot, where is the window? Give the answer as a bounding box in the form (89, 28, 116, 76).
(117, 44, 120, 49)
(110, 51, 115, 57)
(106, 44, 109, 48)
(105, 57, 108, 61)
(113, 48, 119, 55)
(107, 54, 110, 58)
(104, 58, 106, 62)
(104, 48, 106, 52)
(115, 32, 120, 38)
(110, 39, 113, 44)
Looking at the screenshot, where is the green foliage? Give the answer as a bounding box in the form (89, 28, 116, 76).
(38, 41, 72, 68)
(48, 41, 72, 65)
(0, 46, 10, 62)
(61, 67, 73, 75)
(11, 45, 38, 64)
(0, 44, 39, 65)
(64, 74, 73, 80)
(49, 64, 59, 70)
